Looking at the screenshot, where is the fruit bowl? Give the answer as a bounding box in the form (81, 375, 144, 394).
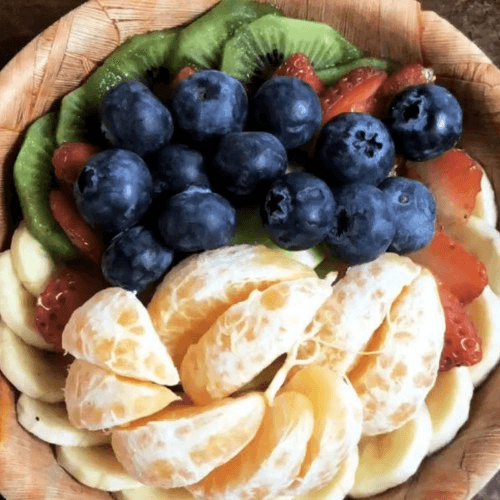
(1, 0, 500, 498)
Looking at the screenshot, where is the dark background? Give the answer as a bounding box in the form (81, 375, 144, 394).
(0, 1, 499, 499)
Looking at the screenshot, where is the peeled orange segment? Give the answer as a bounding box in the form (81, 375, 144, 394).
(444, 214, 500, 296)
(115, 486, 194, 500)
(465, 285, 500, 386)
(294, 253, 421, 375)
(56, 444, 144, 491)
(111, 392, 266, 489)
(279, 366, 362, 496)
(0, 319, 69, 402)
(180, 276, 333, 405)
(10, 222, 57, 296)
(0, 250, 55, 350)
(62, 287, 179, 385)
(426, 366, 473, 455)
(472, 165, 497, 228)
(349, 404, 433, 498)
(16, 393, 110, 447)
(188, 391, 315, 500)
(147, 244, 317, 367)
(348, 268, 445, 435)
(65, 359, 180, 431)
(294, 446, 359, 500)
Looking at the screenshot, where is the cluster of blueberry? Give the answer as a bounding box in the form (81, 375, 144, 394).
(74, 69, 462, 292)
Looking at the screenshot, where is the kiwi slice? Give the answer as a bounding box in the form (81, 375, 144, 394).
(318, 57, 401, 85)
(232, 206, 329, 269)
(221, 15, 364, 88)
(170, 0, 282, 74)
(56, 28, 180, 145)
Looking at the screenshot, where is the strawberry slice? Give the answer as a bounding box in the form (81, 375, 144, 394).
(166, 66, 196, 97)
(274, 52, 325, 94)
(374, 62, 435, 114)
(403, 148, 483, 228)
(409, 228, 488, 305)
(52, 142, 100, 192)
(438, 283, 482, 372)
(49, 189, 105, 266)
(319, 66, 388, 124)
(34, 264, 107, 351)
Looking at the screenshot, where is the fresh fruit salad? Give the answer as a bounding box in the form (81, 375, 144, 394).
(1, 0, 500, 498)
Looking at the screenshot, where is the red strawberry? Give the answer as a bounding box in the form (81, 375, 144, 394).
(373, 62, 435, 115)
(409, 227, 488, 305)
(438, 283, 482, 372)
(319, 66, 388, 124)
(52, 142, 100, 192)
(274, 52, 325, 94)
(34, 264, 107, 351)
(403, 148, 483, 228)
(49, 189, 105, 266)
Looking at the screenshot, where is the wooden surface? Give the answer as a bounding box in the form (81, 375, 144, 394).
(0, 1, 500, 499)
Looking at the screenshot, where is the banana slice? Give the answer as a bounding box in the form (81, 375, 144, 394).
(16, 393, 110, 447)
(0, 250, 55, 350)
(349, 404, 433, 498)
(471, 165, 497, 228)
(115, 486, 194, 499)
(425, 366, 473, 455)
(444, 215, 500, 297)
(56, 444, 144, 491)
(10, 222, 57, 296)
(0, 320, 69, 402)
(465, 285, 500, 386)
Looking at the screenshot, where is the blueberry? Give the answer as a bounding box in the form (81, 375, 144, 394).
(170, 69, 248, 143)
(385, 84, 463, 161)
(253, 76, 322, 150)
(262, 172, 336, 251)
(153, 144, 210, 197)
(325, 183, 395, 264)
(379, 176, 436, 254)
(74, 149, 153, 233)
(212, 131, 287, 201)
(158, 187, 237, 252)
(315, 113, 395, 187)
(100, 81, 174, 157)
(101, 226, 174, 293)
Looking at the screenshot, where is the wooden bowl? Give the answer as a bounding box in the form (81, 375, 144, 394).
(1, 0, 500, 498)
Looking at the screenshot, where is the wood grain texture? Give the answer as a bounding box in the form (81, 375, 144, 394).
(0, 0, 499, 499)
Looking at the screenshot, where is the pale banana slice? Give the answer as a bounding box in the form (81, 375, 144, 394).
(425, 366, 473, 455)
(0, 320, 69, 402)
(16, 393, 110, 447)
(471, 165, 497, 228)
(56, 444, 144, 491)
(115, 486, 194, 500)
(65, 359, 181, 430)
(349, 404, 433, 498)
(10, 222, 57, 296)
(0, 250, 55, 350)
(465, 285, 500, 386)
(444, 215, 500, 296)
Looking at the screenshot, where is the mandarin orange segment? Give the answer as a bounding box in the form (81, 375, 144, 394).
(62, 287, 179, 385)
(65, 359, 180, 430)
(147, 245, 317, 367)
(348, 268, 445, 435)
(180, 276, 333, 405)
(294, 253, 421, 377)
(188, 391, 315, 500)
(111, 392, 266, 489)
(279, 366, 362, 496)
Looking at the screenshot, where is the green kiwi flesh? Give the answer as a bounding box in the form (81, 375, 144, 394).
(170, 0, 282, 74)
(220, 15, 364, 85)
